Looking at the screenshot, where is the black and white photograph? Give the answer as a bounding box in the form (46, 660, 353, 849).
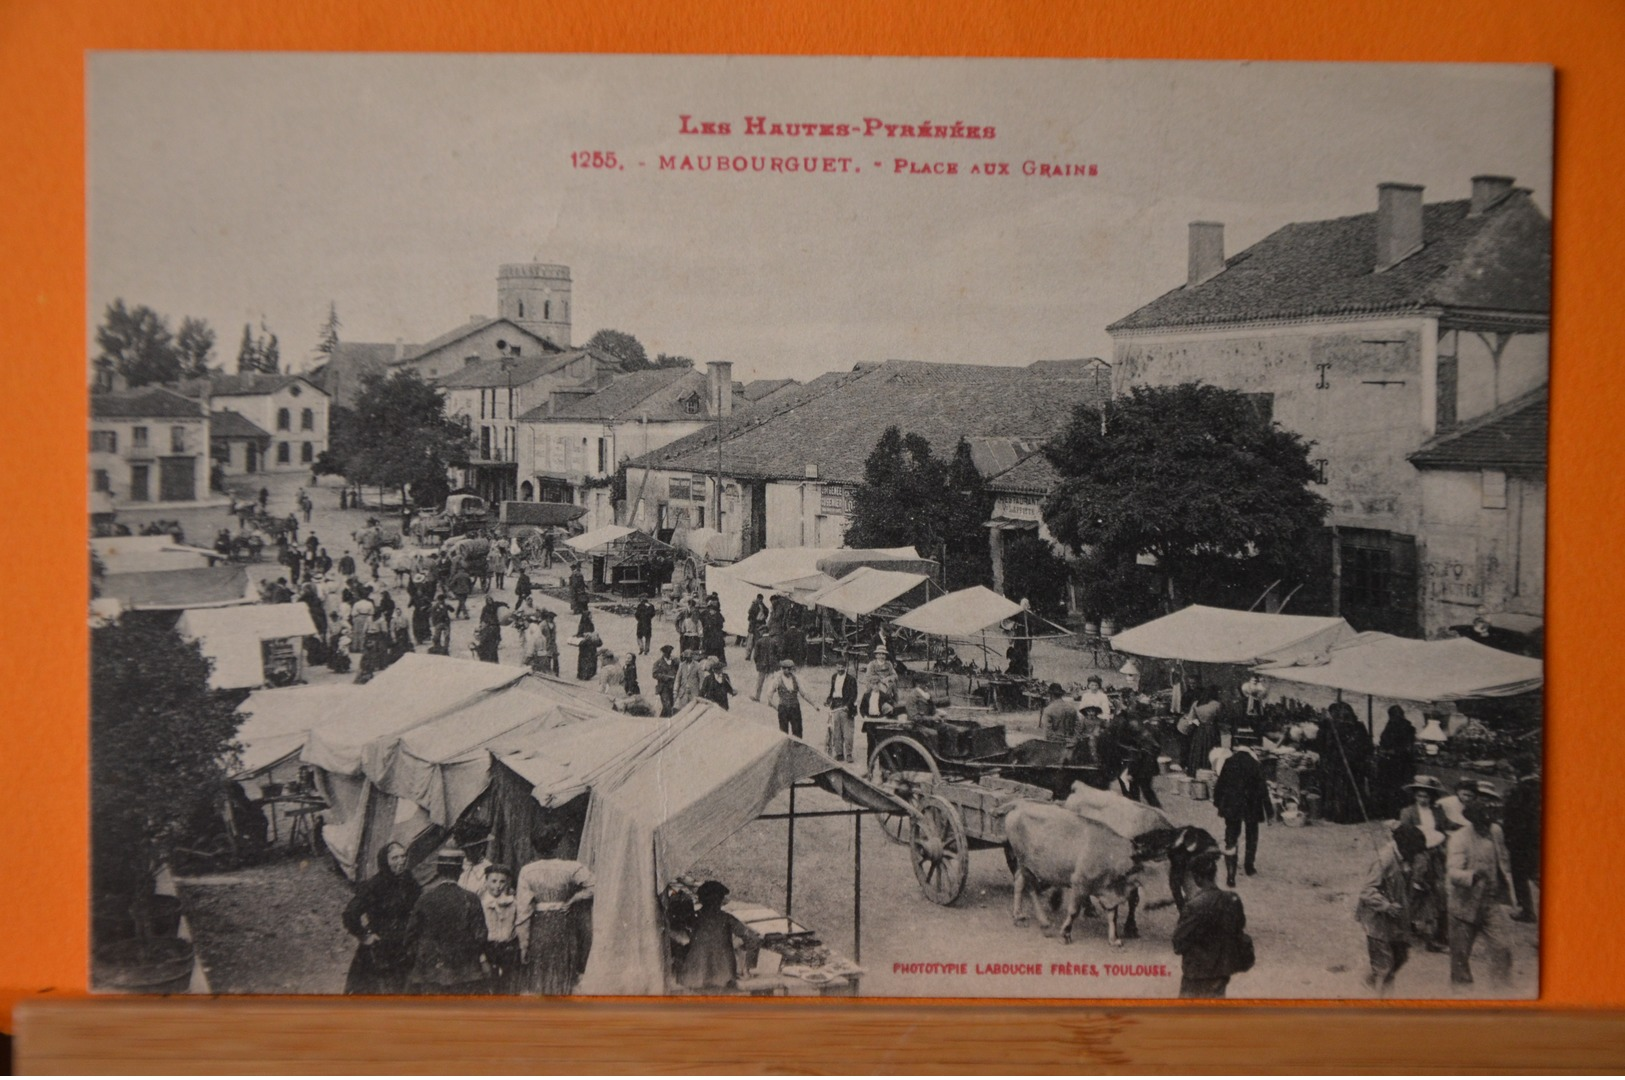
(87, 53, 1548, 1000)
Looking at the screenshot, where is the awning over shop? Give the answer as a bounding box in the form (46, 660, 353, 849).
(809, 566, 932, 620)
(1256, 631, 1544, 702)
(575, 702, 912, 996)
(892, 585, 1030, 640)
(177, 604, 317, 690)
(99, 565, 253, 611)
(1111, 604, 1356, 665)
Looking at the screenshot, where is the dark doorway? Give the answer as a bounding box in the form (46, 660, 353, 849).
(158, 457, 196, 502)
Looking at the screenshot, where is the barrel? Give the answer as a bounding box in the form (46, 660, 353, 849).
(1099, 618, 1120, 637)
(1186, 779, 1210, 801)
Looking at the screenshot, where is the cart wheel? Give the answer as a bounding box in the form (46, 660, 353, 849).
(866, 735, 940, 845)
(911, 794, 969, 905)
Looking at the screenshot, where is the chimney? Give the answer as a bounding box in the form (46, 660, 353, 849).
(1187, 222, 1225, 287)
(707, 361, 734, 418)
(1376, 182, 1425, 271)
(1470, 175, 1515, 215)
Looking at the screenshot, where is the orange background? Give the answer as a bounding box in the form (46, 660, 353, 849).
(2, 0, 1620, 1031)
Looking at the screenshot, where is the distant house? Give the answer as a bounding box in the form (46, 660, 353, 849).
(983, 450, 1067, 595)
(209, 409, 273, 476)
(90, 386, 212, 505)
(202, 373, 331, 474)
(626, 359, 1110, 560)
(436, 349, 625, 503)
(1108, 176, 1549, 636)
(516, 363, 734, 530)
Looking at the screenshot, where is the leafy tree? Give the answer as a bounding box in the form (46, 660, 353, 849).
(1042, 383, 1330, 616)
(328, 370, 471, 508)
(235, 320, 281, 374)
(96, 300, 179, 388)
(175, 316, 217, 378)
(315, 301, 342, 357)
(654, 353, 695, 369)
(1001, 530, 1073, 619)
(586, 328, 649, 371)
(846, 428, 994, 591)
(92, 621, 243, 906)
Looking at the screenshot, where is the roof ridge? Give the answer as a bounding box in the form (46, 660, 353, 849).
(1413, 382, 1549, 453)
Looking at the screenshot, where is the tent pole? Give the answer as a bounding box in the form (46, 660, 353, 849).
(785, 783, 796, 918)
(853, 808, 862, 964)
(1367, 694, 1374, 737)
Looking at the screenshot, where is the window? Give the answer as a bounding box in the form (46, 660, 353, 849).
(276, 407, 291, 431)
(300, 407, 314, 431)
(301, 441, 314, 464)
(1436, 351, 1459, 431)
(1482, 469, 1508, 509)
(93, 469, 110, 492)
(696, 505, 706, 529)
(517, 300, 525, 319)
(597, 438, 608, 474)
(544, 300, 551, 321)
(480, 390, 486, 420)
(170, 426, 186, 453)
(90, 430, 117, 453)
(683, 395, 701, 415)
(277, 441, 291, 464)
(132, 426, 148, 448)
(129, 464, 150, 502)
(1338, 528, 1419, 637)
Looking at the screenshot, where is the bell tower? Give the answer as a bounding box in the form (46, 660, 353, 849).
(497, 262, 572, 348)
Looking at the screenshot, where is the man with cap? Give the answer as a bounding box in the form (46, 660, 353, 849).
(825, 653, 861, 763)
(763, 658, 816, 739)
(676, 880, 762, 991)
(1447, 789, 1521, 989)
(1399, 775, 1455, 952)
(1040, 683, 1080, 744)
(405, 846, 493, 994)
(1357, 823, 1427, 996)
(1076, 674, 1114, 720)
(1171, 845, 1251, 998)
(1212, 733, 1271, 886)
(633, 596, 657, 656)
(652, 644, 679, 717)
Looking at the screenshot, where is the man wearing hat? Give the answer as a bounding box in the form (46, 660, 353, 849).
(1446, 790, 1521, 989)
(1076, 674, 1114, 720)
(1399, 775, 1455, 952)
(1171, 846, 1251, 997)
(1357, 823, 1427, 996)
(825, 653, 861, 763)
(676, 880, 762, 991)
(1212, 734, 1271, 886)
(405, 846, 493, 994)
(763, 658, 816, 739)
(1438, 776, 1478, 831)
(863, 644, 898, 699)
(675, 649, 703, 711)
(1041, 683, 1080, 744)
(652, 644, 679, 717)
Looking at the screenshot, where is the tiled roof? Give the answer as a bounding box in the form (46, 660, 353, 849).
(404, 317, 563, 361)
(631, 360, 1110, 485)
(741, 378, 798, 401)
(986, 449, 1064, 495)
(90, 386, 206, 419)
(519, 368, 714, 422)
(1109, 190, 1550, 333)
(436, 350, 594, 389)
(210, 409, 271, 440)
(207, 372, 324, 397)
(1028, 358, 1108, 377)
(1409, 384, 1547, 472)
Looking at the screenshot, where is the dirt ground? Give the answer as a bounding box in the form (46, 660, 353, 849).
(190, 471, 1539, 1001)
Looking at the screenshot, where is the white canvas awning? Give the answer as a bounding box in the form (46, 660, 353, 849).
(809, 566, 931, 619)
(565, 525, 670, 553)
(177, 604, 318, 689)
(892, 585, 1024, 639)
(1111, 604, 1356, 666)
(92, 535, 223, 574)
(1256, 631, 1544, 703)
(233, 683, 361, 777)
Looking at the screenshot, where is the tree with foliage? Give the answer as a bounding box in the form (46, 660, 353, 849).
(315, 301, 342, 358)
(96, 300, 179, 388)
(91, 620, 243, 908)
(586, 328, 650, 371)
(236, 320, 281, 374)
(1042, 383, 1331, 619)
(653, 353, 695, 369)
(327, 370, 471, 508)
(175, 316, 217, 378)
(1000, 530, 1073, 619)
(846, 427, 994, 591)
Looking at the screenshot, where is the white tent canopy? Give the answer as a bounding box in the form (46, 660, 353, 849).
(891, 585, 1024, 640)
(1111, 604, 1356, 666)
(710, 546, 922, 632)
(233, 683, 360, 778)
(566, 525, 670, 553)
(1256, 631, 1544, 702)
(176, 604, 317, 690)
(809, 566, 932, 620)
(92, 535, 221, 575)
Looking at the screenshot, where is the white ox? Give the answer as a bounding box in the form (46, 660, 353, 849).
(1003, 801, 1141, 947)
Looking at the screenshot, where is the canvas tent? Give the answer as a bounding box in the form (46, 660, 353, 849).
(808, 566, 933, 620)
(91, 535, 223, 575)
(1111, 604, 1356, 666)
(709, 546, 922, 632)
(232, 683, 360, 779)
(1256, 631, 1544, 703)
(815, 549, 939, 581)
(177, 604, 317, 690)
(99, 565, 253, 611)
(565, 525, 672, 554)
(575, 702, 911, 996)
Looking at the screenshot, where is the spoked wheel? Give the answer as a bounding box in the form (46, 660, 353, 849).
(910, 793, 970, 905)
(866, 735, 940, 845)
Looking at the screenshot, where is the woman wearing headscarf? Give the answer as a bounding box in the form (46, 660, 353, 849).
(1318, 701, 1375, 824)
(1374, 705, 1418, 816)
(575, 613, 600, 681)
(699, 656, 738, 710)
(342, 842, 422, 995)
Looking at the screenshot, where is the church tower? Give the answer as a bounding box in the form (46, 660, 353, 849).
(497, 262, 572, 348)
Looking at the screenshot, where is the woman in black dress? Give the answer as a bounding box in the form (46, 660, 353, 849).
(342, 842, 421, 994)
(576, 613, 600, 681)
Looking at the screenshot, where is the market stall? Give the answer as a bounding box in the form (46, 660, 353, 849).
(231, 683, 361, 845)
(891, 585, 1072, 709)
(808, 567, 938, 668)
(176, 603, 318, 690)
(564, 524, 675, 596)
(708, 545, 926, 638)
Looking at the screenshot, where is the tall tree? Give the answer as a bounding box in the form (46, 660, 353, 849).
(315, 301, 342, 357)
(328, 370, 472, 508)
(236, 323, 259, 374)
(95, 300, 178, 387)
(236, 320, 281, 374)
(1043, 382, 1330, 620)
(653, 353, 695, 369)
(586, 328, 650, 371)
(846, 428, 994, 590)
(174, 316, 217, 378)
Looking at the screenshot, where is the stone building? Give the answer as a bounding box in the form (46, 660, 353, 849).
(90, 386, 213, 506)
(203, 373, 331, 474)
(1107, 176, 1549, 636)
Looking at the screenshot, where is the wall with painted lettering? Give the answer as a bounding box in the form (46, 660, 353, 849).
(1417, 468, 1545, 635)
